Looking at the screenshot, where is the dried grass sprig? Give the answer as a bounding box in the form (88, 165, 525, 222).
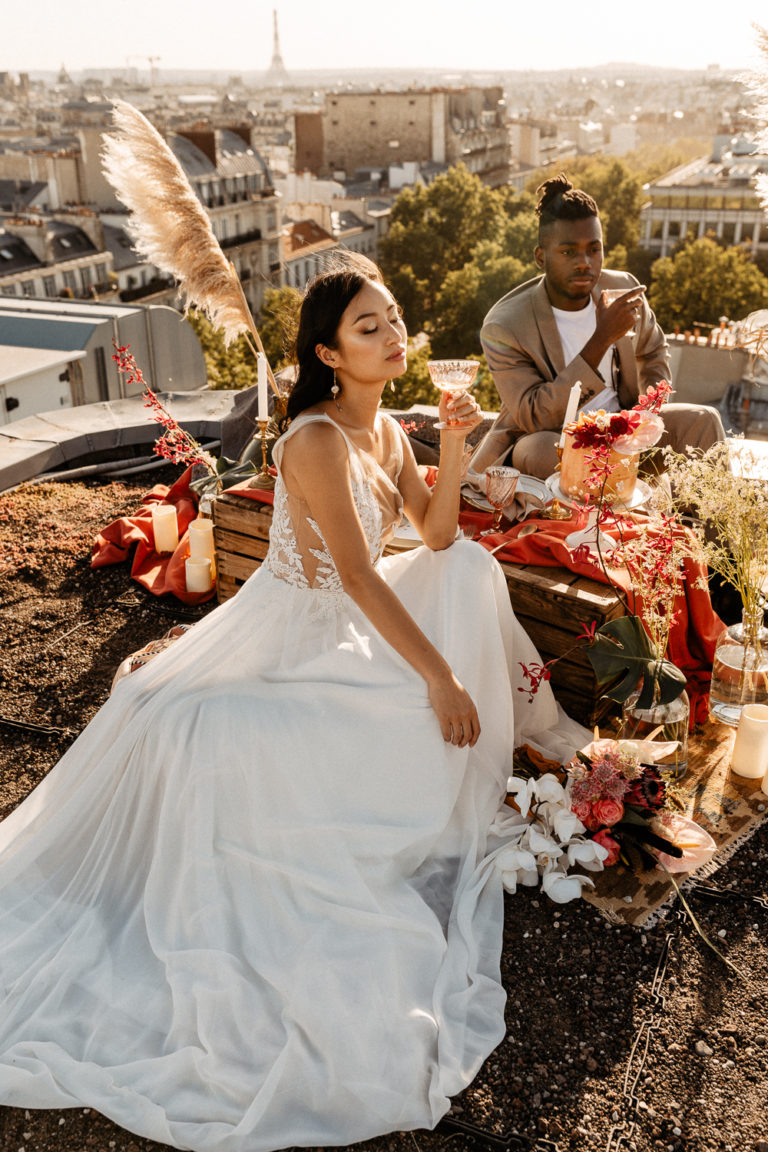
(101, 100, 278, 392)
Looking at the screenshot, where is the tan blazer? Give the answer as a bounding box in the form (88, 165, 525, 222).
(471, 270, 671, 472)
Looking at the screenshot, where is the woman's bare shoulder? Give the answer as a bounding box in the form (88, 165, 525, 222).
(281, 414, 348, 474)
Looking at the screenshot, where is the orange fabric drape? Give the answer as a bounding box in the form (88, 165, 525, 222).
(91, 467, 215, 606)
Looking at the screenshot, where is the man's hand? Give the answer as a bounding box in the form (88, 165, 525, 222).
(595, 285, 646, 343)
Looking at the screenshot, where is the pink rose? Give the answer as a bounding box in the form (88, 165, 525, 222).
(571, 800, 592, 823)
(583, 810, 603, 833)
(593, 829, 621, 867)
(591, 797, 625, 827)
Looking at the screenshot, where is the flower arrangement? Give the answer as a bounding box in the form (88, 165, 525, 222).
(566, 380, 671, 490)
(662, 439, 768, 640)
(568, 739, 684, 871)
(498, 739, 738, 971)
(497, 738, 716, 903)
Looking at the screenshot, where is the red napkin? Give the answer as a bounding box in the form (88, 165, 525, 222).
(91, 467, 215, 605)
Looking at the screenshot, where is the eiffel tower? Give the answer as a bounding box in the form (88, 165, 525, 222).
(264, 9, 289, 87)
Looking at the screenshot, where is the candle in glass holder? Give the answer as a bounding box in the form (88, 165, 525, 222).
(730, 703, 768, 779)
(185, 557, 213, 594)
(152, 504, 179, 554)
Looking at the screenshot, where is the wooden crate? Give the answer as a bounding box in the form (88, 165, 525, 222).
(212, 491, 623, 726)
(499, 561, 623, 726)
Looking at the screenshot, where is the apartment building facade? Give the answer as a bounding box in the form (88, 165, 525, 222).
(640, 138, 768, 263)
(295, 87, 509, 187)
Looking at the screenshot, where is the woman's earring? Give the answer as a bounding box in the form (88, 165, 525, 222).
(389, 380, 395, 393)
(331, 371, 342, 412)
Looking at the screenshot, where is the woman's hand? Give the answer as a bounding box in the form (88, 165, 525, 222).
(427, 669, 481, 747)
(439, 390, 484, 436)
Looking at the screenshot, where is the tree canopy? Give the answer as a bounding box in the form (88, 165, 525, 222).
(378, 165, 530, 334)
(647, 238, 768, 331)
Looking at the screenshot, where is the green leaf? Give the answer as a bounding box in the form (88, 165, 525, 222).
(586, 615, 686, 707)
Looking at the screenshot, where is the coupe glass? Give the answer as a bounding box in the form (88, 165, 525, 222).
(427, 359, 479, 429)
(480, 466, 520, 536)
(601, 287, 641, 336)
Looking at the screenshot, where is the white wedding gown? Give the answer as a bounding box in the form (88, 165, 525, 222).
(0, 413, 587, 1151)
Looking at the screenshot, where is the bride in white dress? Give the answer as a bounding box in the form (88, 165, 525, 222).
(0, 260, 587, 1151)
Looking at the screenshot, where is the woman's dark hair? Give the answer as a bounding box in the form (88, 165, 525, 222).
(535, 175, 599, 242)
(287, 255, 384, 420)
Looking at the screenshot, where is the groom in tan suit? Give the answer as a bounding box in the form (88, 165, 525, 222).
(470, 176, 725, 479)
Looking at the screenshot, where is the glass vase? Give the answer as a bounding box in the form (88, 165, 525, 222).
(709, 609, 768, 727)
(620, 685, 690, 779)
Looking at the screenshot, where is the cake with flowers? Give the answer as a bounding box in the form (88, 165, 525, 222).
(559, 410, 642, 504)
(557, 385, 671, 506)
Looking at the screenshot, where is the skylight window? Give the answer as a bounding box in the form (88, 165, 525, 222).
(0, 248, 13, 260)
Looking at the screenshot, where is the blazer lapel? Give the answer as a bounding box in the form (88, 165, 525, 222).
(532, 279, 566, 375)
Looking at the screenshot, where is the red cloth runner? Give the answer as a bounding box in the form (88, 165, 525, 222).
(91, 467, 215, 605)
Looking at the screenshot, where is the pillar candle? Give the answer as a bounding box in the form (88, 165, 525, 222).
(558, 381, 582, 448)
(188, 518, 215, 562)
(185, 557, 213, 594)
(730, 703, 768, 779)
(257, 353, 268, 423)
(152, 504, 179, 554)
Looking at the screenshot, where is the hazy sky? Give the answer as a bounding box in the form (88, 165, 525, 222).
(4, 0, 765, 75)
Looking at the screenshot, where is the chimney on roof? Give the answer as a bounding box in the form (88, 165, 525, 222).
(177, 127, 217, 167)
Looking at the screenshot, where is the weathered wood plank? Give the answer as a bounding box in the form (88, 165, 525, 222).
(213, 526, 270, 562)
(217, 551, 260, 585)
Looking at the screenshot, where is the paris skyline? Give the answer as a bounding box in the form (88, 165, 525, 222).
(4, 0, 763, 77)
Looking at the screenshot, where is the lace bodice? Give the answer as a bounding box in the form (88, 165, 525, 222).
(264, 413, 405, 595)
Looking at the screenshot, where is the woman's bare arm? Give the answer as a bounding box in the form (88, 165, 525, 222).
(398, 391, 483, 550)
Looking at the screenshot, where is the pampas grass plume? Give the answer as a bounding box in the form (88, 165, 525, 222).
(102, 100, 267, 361)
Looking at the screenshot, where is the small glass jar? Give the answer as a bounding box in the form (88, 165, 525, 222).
(709, 609, 768, 727)
(621, 685, 690, 779)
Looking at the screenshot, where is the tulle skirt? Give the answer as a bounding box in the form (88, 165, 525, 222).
(0, 539, 585, 1150)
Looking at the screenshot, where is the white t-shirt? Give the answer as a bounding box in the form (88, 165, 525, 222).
(551, 299, 620, 414)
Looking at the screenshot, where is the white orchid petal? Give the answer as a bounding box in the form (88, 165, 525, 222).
(567, 838, 610, 871)
(500, 870, 518, 894)
(541, 870, 596, 903)
(496, 847, 537, 874)
(506, 775, 534, 817)
(533, 774, 568, 805)
(554, 809, 586, 842)
(527, 826, 563, 856)
(519, 867, 541, 887)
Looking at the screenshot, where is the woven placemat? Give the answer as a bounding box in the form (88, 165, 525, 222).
(584, 721, 767, 926)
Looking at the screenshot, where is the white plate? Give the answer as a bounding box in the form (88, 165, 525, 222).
(389, 518, 422, 549)
(545, 473, 652, 512)
(463, 474, 550, 513)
